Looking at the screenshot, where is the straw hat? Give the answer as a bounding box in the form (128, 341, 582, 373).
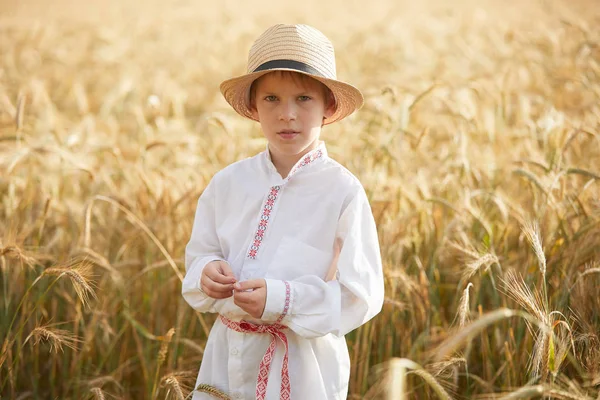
(220, 24, 364, 125)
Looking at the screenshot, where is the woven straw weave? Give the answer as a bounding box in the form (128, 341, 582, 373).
(220, 24, 363, 124)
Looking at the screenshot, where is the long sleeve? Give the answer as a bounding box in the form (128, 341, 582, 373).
(181, 174, 234, 314)
(261, 186, 384, 338)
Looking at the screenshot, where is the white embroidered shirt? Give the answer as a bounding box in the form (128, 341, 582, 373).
(181, 142, 384, 400)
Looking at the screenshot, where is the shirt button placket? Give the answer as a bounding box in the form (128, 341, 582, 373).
(228, 334, 243, 396)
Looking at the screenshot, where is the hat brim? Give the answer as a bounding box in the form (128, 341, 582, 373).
(219, 69, 364, 125)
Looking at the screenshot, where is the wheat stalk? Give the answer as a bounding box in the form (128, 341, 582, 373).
(42, 261, 97, 309)
(89, 387, 106, 400)
(0, 245, 38, 268)
(158, 328, 176, 365)
(502, 270, 547, 326)
(24, 326, 81, 353)
(163, 376, 185, 400)
(457, 282, 474, 328)
(192, 384, 231, 400)
(386, 358, 453, 400)
(2, 2, 600, 398)
(522, 220, 546, 278)
(152, 328, 176, 398)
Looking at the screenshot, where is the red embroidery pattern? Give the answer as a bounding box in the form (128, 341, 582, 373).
(276, 281, 291, 324)
(288, 149, 323, 178)
(220, 281, 292, 400)
(247, 147, 325, 260)
(248, 185, 281, 259)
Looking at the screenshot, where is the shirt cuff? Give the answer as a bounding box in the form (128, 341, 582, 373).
(262, 279, 292, 323)
(182, 256, 227, 293)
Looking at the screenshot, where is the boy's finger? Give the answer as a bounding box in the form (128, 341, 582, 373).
(202, 275, 234, 292)
(233, 279, 265, 291)
(218, 261, 237, 280)
(208, 290, 233, 299)
(233, 291, 251, 303)
(206, 268, 236, 285)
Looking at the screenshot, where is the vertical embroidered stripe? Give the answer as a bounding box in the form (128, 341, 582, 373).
(276, 281, 291, 324)
(247, 185, 281, 259)
(246, 146, 325, 260)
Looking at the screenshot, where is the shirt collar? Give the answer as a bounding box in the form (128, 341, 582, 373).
(263, 141, 328, 182)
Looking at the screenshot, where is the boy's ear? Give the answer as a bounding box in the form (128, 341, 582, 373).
(249, 105, 259, 121)
(248, 99, 259, 121)
(248, 81, 260, 121)
(323, 91, 336, 119)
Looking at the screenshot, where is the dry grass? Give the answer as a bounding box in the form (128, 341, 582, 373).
(1, 0, 600, 398)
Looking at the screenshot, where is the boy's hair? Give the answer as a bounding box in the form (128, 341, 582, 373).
(248, 71, 336, 111)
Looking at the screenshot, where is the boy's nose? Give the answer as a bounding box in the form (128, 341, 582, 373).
(278, 102, 297, 121)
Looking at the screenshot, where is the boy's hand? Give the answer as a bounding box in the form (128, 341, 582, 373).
(233, 279, 267, 319)
(200, 260, 237, 299)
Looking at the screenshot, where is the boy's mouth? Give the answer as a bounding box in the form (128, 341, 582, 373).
(277, 130, 299, 139)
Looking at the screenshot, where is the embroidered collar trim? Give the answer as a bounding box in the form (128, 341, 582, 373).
(264, 141, 327, 182)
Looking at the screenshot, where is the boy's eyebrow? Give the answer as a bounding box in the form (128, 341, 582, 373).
(258, 89, 319, 96)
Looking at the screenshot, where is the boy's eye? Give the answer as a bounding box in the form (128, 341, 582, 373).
(298, 95, 311, 101)
(264, 95, 278, 102)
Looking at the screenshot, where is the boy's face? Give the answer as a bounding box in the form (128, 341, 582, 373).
(250, 72, 335, 164)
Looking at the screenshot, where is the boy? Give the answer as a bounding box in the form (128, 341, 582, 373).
(182, 24, 384, 400)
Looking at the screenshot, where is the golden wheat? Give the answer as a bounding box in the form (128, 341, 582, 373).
(1, 0, 599, 398)
(24, 326, 81, 353)
(42, 262, 97, 309)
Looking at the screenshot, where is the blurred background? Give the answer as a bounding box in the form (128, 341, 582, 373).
(1, 0, 600, 399)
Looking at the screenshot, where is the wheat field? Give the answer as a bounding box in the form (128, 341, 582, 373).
(1, 0, 600, 398)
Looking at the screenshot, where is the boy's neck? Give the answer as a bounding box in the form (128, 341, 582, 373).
(269, 152, 300, 180)
(268, 143, 319, 179)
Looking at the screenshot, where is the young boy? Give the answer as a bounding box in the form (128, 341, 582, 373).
(181, 24, 384, 400)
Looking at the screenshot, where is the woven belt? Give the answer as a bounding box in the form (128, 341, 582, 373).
(220, 280, 292, 400)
